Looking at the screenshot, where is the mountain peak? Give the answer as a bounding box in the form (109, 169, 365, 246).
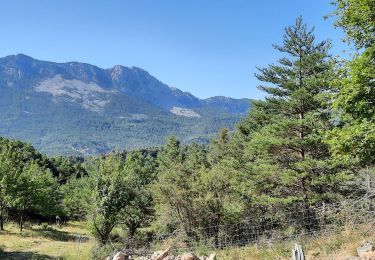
(10, 53, 34, 59)
(2, 53, 36, 64)
(0, 54, 251, 112)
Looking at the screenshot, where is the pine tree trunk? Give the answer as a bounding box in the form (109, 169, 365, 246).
(298, 47, 305, 161)
(299, 112, 305, 160)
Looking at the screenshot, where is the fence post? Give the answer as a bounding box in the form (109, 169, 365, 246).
(292, 243, 305, 260)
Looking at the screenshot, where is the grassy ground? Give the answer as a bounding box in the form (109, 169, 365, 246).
(148, 225, 375, 259)
(0, 223, 373, 259)
(0, 221, 95, 260)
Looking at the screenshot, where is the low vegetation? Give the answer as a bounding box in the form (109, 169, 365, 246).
(0, 221, 94, 259)
(215, 224, 375, 260)
(1, 222, 374, 259)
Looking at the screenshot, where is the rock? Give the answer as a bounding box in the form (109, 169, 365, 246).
(152, 251, 164, 259)
(357, 241, 374, 257)
(198, 253, 216, 260)
(360, 251, 375, 259)
(180, 253, 199, 260)
(292, 243, 305, 260)
(154, 246, 172, 260)
(113, 251, 126, 260)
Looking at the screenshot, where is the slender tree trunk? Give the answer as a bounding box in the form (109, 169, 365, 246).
(299, 112, 305, 160)
(100, 233, 110, 244)
(0, 211, 4, 231)
(20, 211, 23, 232)
(20, 204, 25, 232)
(211, 202, 222, 248)
(0, 193, 5, 231)
(128, 221, 140, 238)
(0, 201, 4, 231)
(129, 228, 136, 238)
(97, 220, 116, 244)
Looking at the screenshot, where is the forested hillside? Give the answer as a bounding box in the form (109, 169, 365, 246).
(0, 54, 250, 155)
(0, 0, 373, 259)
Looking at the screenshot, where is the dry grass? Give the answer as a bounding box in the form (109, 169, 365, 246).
(304, 226, 374, 259)
(0, 221, 95, 260)
(214, 225, 375, 260)
(138, 225, 375, 259)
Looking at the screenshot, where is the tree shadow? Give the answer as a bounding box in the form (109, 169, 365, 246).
(0, 251, 54, 260)
(33, 228, 89, 242)
(65, 222, 85, 228)
(0, 227, 89, 243)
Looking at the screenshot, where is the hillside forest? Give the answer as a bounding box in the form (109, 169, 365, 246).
(0, 0, 374, 258)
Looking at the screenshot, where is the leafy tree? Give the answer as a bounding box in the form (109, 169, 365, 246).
(326, 0, 375, 166)
(10, 161, 60, 231)
(326, 48, 375, 165)
(50, 156, 87, 183)
(0, 152, 13, 230)
(88, 151, 156, 243)
(120, 151, 157, 237)
(329, 0, 374, 49)
(88, 154, 133, 243)
(0, 137, 54, 230)
(61, 175, 93, 220)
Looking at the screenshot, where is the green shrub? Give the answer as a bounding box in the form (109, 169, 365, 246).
(41, 223, 49, 230)
(90, 243, 122, 260)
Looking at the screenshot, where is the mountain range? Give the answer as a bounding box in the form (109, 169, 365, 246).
(0, 54, 251, 155)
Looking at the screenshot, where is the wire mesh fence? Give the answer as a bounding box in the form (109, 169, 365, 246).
(119, 193, 375, 257)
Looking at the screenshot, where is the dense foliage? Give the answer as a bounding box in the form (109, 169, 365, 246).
(0, 138, 65, 231)
(325, 0, 375, 166)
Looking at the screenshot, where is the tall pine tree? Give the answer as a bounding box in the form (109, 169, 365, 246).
(241, 17, 350, 226)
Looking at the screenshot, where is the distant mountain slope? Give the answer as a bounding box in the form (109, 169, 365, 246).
(0, 54, 251, 155)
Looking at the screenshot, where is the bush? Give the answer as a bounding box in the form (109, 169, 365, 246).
(90, 243, 122, 260)
(41, 223, 49, 230)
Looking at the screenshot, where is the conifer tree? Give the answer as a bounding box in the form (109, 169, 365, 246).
(241, 17, 350, 225)
(154, 136, 197, 234)
(155, 136, 246, 244)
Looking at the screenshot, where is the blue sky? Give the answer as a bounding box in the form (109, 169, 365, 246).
(0, 1, 348, 99)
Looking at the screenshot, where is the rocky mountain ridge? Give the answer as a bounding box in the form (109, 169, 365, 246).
(0, 54, 251, 155)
